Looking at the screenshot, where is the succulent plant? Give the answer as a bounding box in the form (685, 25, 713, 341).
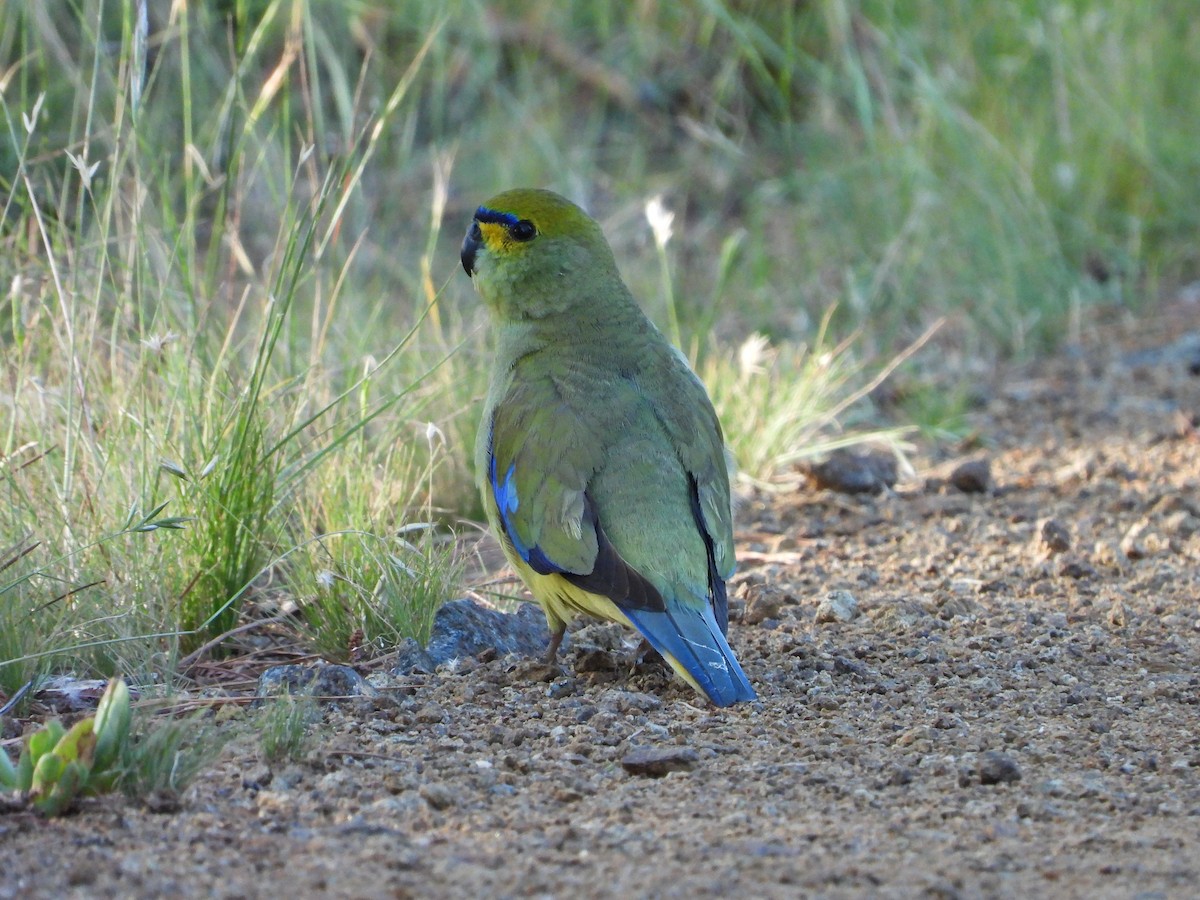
(0, 677, 131, 815)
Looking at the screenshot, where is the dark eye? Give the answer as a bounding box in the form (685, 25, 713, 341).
(508, 219, 536, 242)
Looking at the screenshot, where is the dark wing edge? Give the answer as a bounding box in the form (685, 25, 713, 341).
(559, 493, 665, 613)
(688, 474, 729, 634)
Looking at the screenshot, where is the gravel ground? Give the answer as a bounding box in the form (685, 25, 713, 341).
(2, 303, 1199, 899)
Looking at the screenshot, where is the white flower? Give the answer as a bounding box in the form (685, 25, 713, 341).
(141, 331, 179, 354)
(23, 93, 44, 134)
(424, 421, 446, 446)
(65, 151, 102, 191)
(738, 334, 771, 376)
(645, 195, 674, 248)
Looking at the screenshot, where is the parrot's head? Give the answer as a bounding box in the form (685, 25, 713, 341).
(461, 188, 620, 319)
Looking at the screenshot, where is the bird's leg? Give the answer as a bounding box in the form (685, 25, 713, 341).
(633, 638, 653, 665)
(542, 623, 567, 665)
(629, 638, 660, 677)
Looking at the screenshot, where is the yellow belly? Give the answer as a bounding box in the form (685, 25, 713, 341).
(509, 553, 633, 631)
(508, 553, 706, 697)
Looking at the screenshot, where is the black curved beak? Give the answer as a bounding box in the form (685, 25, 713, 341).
(461, 221, 482, 276)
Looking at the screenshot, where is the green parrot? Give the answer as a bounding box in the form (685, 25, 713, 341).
(462, 188, 756, 707)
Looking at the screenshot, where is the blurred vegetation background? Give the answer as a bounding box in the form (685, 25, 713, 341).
(1, 0, 1197, 690)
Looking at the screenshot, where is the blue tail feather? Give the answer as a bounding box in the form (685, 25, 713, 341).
(624, 602, 756, 707)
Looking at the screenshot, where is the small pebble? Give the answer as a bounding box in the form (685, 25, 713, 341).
(1039, 518, 1072, 554)
(620, 746, 699, 777)
(419, 781, 458, 810)
(741, 583, 789, 625)
(1058, 557, 1097, 580)
(241, 763, 273, 792)
(950, 458, 992, 493)
(978, 751, 1022, 785)
(1120, 520, 1150, 559)
(806, 449, 897, 494)
(415, 702, 447, 724)
(815, 590, 859, 623)
(547, 678, 578, 699)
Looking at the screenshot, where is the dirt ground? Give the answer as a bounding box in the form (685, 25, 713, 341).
(2, 301, 1199, 899)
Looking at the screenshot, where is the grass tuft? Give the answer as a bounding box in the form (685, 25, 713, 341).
(292, 527, 464, 662)
(258, 694, 317, 764)
(117, 711, 227, 804)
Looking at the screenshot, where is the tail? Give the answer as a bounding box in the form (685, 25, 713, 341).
(623, 602, 756, 707)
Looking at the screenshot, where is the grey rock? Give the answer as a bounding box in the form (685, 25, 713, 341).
(424, 598, 551, 665)
(1120, 331, 1200, 370)
(256, 663, 375, 700)
(390, 637, 436, 675)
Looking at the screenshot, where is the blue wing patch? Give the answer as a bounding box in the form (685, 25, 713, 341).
(492, 457, 519, 519)
(488, 451, 562, 576)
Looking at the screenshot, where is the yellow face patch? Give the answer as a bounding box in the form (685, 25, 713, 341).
(478, 220, 529, 255)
